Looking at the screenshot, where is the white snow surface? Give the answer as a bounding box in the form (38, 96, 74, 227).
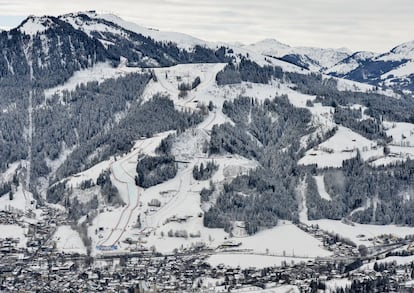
(235, 221, 331, 258)
(384, 121, 414, 146)
(377, 40, 414, 62)
(52, 225, 87, 255)
(43, 56, 411, 260)
(314, 175, 332, 201)
(0, 185, 36, 214)
(245, 38, 351, 70)
(299, 126, 382, 168)
(325, 51, 376, 75)
(0, 224, 27, 248)
(307, 219, 414, 247)
(18, 16, 54, 36)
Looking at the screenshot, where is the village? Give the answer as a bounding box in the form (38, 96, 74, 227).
(1, 207, 414, 292)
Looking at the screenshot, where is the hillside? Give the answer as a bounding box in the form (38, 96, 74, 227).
(1, 12, 414, 270)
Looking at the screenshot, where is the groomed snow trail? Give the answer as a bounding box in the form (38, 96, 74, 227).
(98, 144, 143, 248)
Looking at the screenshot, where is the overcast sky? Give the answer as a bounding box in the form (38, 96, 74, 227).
(0, 0, 413, 52)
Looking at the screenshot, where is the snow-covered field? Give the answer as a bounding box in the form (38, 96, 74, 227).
(0, 185, 36, 214)
(0, 224, 27, 248)
(299, 126, 383, 168)
(384, 121, 414, 146)
(52, 225, 87, 254)
(206, 221, 331, 269)
(234, 221, 331, 258)
(307, 219, 414, 247)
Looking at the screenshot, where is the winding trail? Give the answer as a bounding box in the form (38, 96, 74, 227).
(98, 142, 145, 248)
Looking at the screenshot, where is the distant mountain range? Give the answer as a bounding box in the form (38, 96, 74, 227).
(245, 39, 414, 93)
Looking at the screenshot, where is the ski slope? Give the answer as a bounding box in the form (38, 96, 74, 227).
(90, 133, 169, 252)
(0, 185, 36, 214)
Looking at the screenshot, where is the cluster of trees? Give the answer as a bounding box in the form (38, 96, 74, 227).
(0, 89, 31, 172)
(56, 94, 203, 180)
(334, 107, 391, 142)
(216, 58, 283, 85)
(204, 95, 313, 234)
(155, 134, 175, 156)
(192, 161, 219, 180)
(34, 73, 150, 177)
(305, 175, 346, 220)
(1, 16, 232, 187)
(200, 181, 215, 202)
(212, 59, 414, 229)
(96, 169, 123, 206)
(67, 195, 99, 221)
(305, 153, 414, 225)
(167, 229, 189, 238)
(46, 181, 70, 204)
(46, 179, 101, 221)
(332, 276, 394, 293)
(178, 76, 201, 91)
(0, 182, 12, 197)
(135, 155, 177, 188)
(178, 76, 201, 98)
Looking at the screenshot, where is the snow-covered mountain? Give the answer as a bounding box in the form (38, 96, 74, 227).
(59, 11, 213, 51)
(244, 38, 414, 93)
(325, 41, 414, 92)
(325, 51, 376, 76)
(3, 11, 414, 266)
(9, 11, 414, 93)
(244, 38, 351, 71)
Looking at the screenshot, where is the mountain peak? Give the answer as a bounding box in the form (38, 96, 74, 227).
(17, 15, 59, 36)
(245, 38, 351, 70)
(390, 40, 414, 57)
(253, 38, 291, 48)
(58, 11, 211, 50)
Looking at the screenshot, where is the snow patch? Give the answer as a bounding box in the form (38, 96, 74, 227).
(314, 175, 332, 201)
(52, 225, 87, 254)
